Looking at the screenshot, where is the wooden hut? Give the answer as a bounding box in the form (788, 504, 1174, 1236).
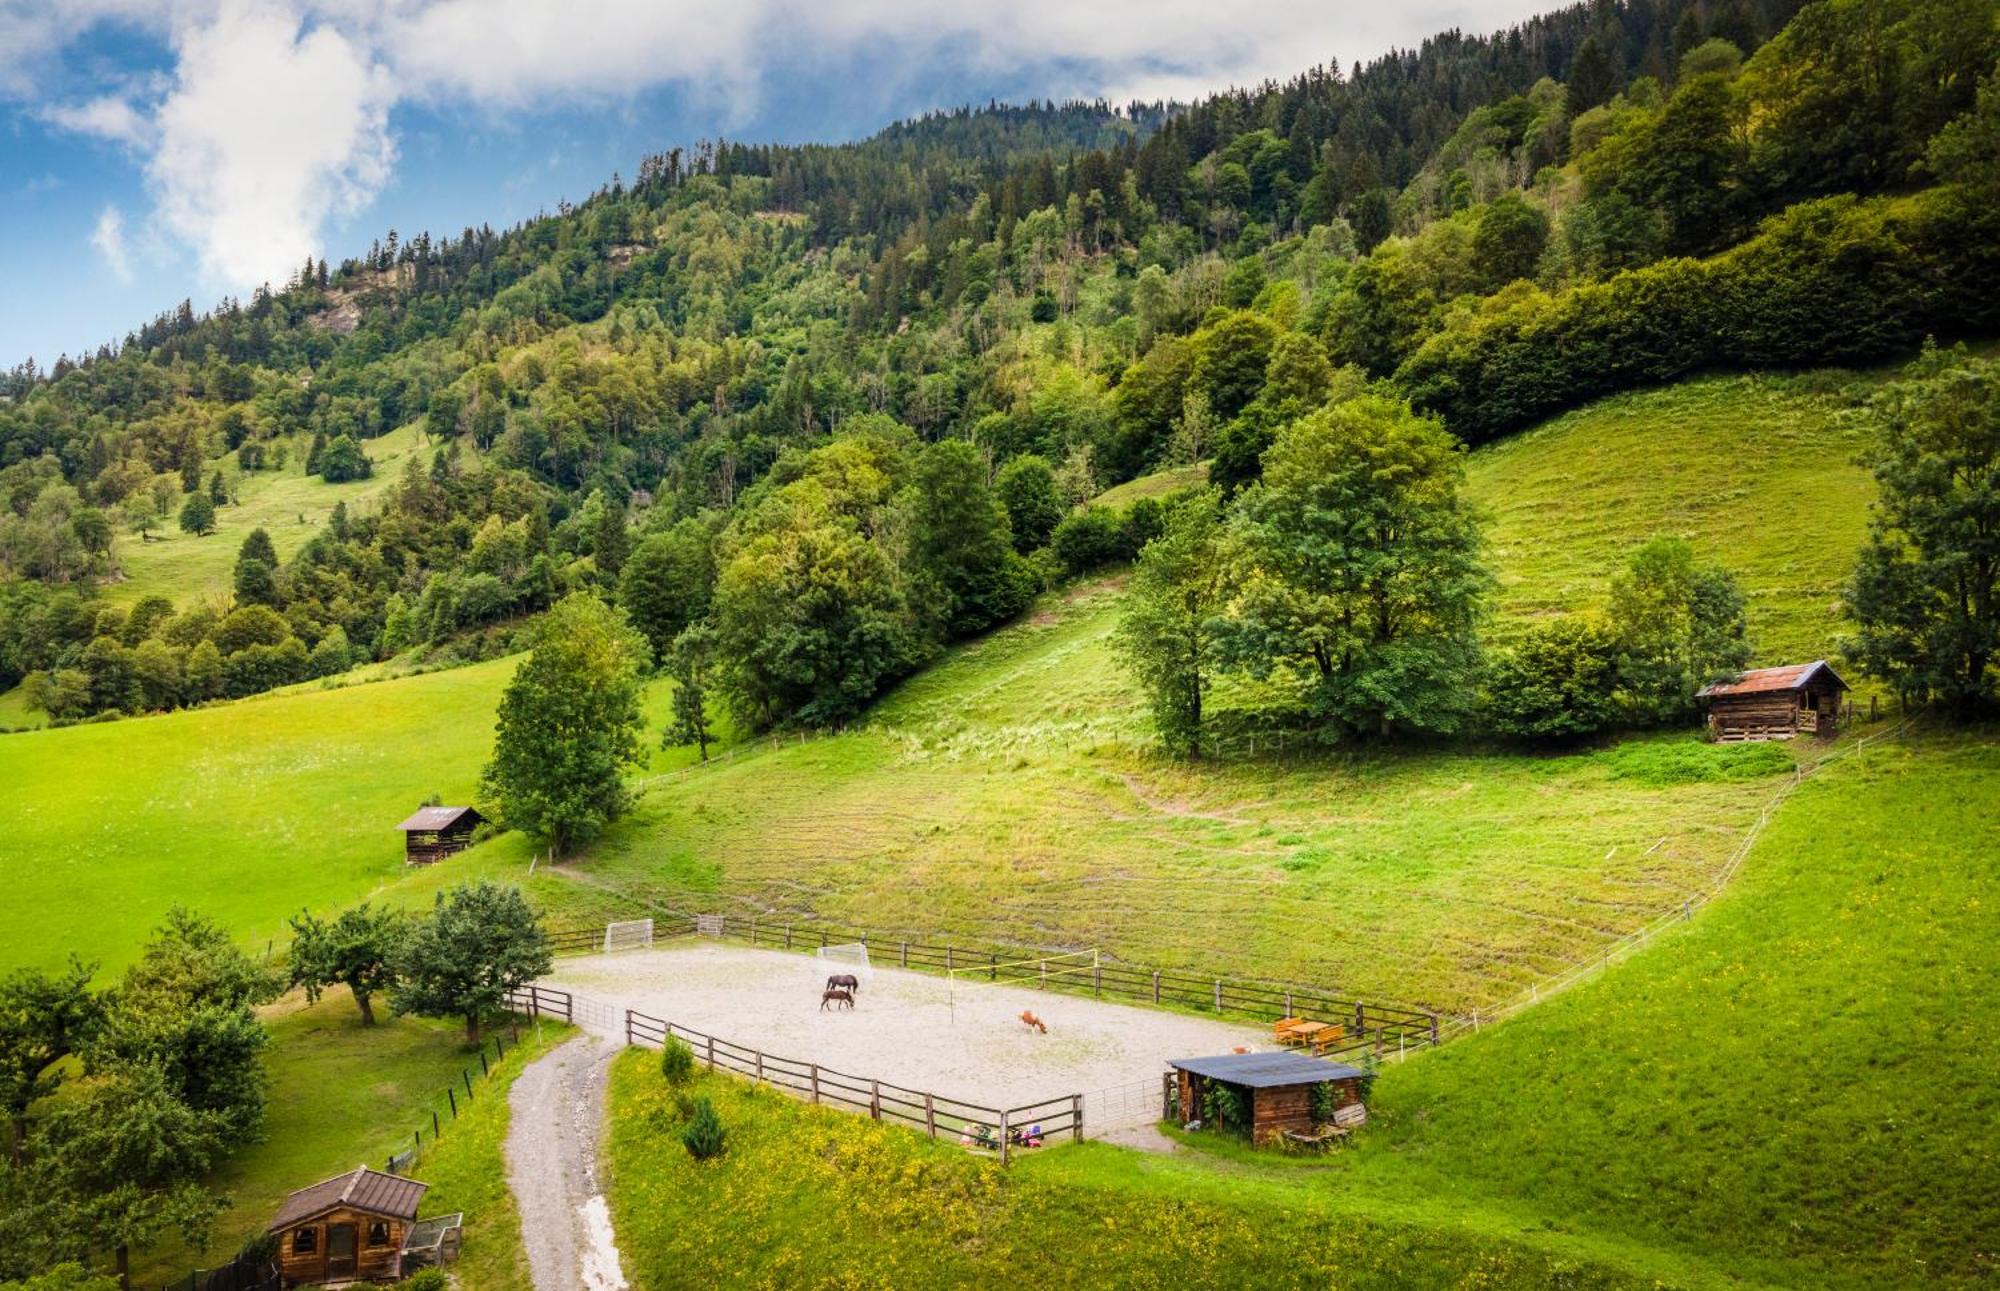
(269, 1166, 427, 1286)
(1168, 1052, 1369, 1146)
(1698, 661, 1850, 742)
(396, 806, 483, 864)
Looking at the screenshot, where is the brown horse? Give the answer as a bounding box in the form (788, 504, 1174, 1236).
(825, 973, 860, 994)
(1019, 1010, 1047, 1034)
(821, 988, 855, 1011)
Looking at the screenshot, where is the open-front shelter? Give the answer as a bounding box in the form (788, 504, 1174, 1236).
(269, 1166, 427, 1286)
(396, 805, 483, 864)
(1168, 1051, 1369, 1146)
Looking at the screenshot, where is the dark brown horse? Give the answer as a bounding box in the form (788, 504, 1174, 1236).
(820, 987, 855, 1011)
(825, 973, 860, 994)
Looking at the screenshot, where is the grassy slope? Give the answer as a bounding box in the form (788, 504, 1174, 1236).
(105, 424, 424, 608)
(601, 724, 1998, 1289)
(0, 656, 519, 973)
(603, 1057, 1656, 1290)
(134, 989, 484, 1283)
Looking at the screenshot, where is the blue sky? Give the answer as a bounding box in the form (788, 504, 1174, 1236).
(0, 1, 1550, 369)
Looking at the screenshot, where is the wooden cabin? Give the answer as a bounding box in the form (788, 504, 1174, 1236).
(1698, 661, 1850, 742)
(396, 806, 483, 864)
(269, 1166, 427, 1286)
(1168, 1051, 1369, 1146)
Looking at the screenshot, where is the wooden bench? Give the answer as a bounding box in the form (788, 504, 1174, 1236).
(1284, 1102, 1368, 1151)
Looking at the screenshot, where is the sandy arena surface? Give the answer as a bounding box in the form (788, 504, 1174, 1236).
(536, 942, 1264, 1120)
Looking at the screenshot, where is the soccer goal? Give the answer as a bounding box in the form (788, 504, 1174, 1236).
(946, 949, 1099, 1022)
(603, 918, 655, 954)
(815, 942, 873, 985)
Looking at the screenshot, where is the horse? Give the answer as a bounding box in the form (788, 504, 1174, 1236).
(825, 973, 860, 994)
(1019, 1009, 1046, 1034)
(820, 987, 855, 1011)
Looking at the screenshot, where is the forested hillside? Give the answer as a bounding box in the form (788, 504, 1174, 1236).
(2, 0, 1995, 733)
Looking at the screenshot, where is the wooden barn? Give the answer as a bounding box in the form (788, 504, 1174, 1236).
(269, 1166, 427, 1286)
(1168, 1051, 1369, 1147)
(1698, 661, 1850, 742)
(396, 805, 483, 864)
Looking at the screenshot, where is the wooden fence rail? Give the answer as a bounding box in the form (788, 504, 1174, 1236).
(545, 913, 1442, 1058)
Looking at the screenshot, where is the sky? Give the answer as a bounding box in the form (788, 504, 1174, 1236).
(0, 0, 1553, 369)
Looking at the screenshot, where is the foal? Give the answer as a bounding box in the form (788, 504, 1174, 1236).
(820, 987, 855, 1011)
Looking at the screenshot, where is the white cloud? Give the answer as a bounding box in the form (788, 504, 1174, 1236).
(148, 0, 396, 288)
(43, 93, 151, 147)
(91, 204, 132, 282)
(3, 0, 1557, 293)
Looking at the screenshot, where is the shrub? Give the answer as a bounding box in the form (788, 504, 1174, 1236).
(659, 1036, 695, 1085)
(1487, 615, 1620, 741)
(401, 1268, 449, 1291)
(1050, 506, 1128, 576)
(681, 1094, 726, 1160)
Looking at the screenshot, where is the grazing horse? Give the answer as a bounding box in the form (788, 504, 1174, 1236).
(825, 973, 860, 994)
(1019, 1010, 1047, 1034)
(821, 987, 855, 1011)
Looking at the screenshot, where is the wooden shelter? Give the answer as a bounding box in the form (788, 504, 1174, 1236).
(1698, 661, 1850, 742)
(269, 1166, 427, 1286)
(1168, 1051, 1369, 1146)
(396, 806, 483, 864)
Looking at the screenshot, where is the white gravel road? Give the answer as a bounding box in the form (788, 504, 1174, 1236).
(505, 1035, 629, 1291)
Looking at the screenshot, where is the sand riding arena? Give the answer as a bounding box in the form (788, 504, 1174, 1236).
(531, 941, 1267, 1140)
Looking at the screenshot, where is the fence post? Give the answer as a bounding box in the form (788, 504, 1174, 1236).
(1093, 961, 1101, 996)
(479, 1050, 489, 1076)
(870, 1081, 881, 1120)
(810, 1064, 820, 1104)
(999, 1108, 1010, 1165)
(990, 952, 997, 982)
(447, 1088, 457, 1118)
(432, 1110, 440, 1137)
(1285, 990, 1292, 1017)
(786, 925, 793, 950)
(706, 1035, 716, 1071)
(1040, 959, 1047, 990)
(529, 988, 540, 1020)
(625, 1010, 634, 1045)
(413, 1129, 421, 1160)
(1072, 1093, 1084, 1143)
(1354, 1002, 1364, 1036)
(1152, 971, 1161, 1004)
(463, 1070, 474, 1099)
(755, 1051, 763, 1088)
(946, 946, 954, 972)
(901, 941, 909, 968)
(1213, 980, 1222, 1012)
(924, 1093, 935, 1138)
(1430, 1014, 1439, 1045)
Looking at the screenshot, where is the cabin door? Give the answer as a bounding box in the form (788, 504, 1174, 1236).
(326, 1223, 358, 1278)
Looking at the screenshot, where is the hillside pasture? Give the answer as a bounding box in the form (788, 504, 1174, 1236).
(105, 423, 427, 608)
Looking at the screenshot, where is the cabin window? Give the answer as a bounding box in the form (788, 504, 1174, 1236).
(1805, 692, 1818, 711)
(367, 1221, 391, 1248)
(292, 1227, 317, 1255)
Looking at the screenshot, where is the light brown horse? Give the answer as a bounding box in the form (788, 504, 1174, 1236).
(821, 987, 855, 1011)
(1019, 1009, 1047, 1034)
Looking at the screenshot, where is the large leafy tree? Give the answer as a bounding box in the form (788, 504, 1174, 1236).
(482, 592, 648, 855)
(392, 883, 552, 1044)
(1846, 345, 2000, 714)
(994, 455, 1064, 554)
(1222, 396, 1488, 738)
(0, 958, 101, 1166)
(901, 440, 1033, 640)
(662, 622, 719, 762)
(286, 905, 403, 1026)
(1487, 614, 1621, 741)
(1115, 490, 1228, 757)
(1609, 536, 1752, 723)
(617, 516, 718, 661)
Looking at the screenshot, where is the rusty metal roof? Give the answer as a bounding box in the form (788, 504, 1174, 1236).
(396, 805, 481, 832)
(269, 1167, 428, 1231)
(1697, 660, 1849, 699)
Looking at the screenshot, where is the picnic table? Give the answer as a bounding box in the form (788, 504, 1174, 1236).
(1273, 1018, 1347, 1054)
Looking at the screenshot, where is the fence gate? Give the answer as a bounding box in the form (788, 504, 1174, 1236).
(1084, 1077, 1166, 1135)
(695, 913, 724, 938)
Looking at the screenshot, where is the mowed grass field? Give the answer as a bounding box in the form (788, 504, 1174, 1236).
(0, 656, 520, 973)
(105, 423, 427, 608)
(600, 723, 1999, 1289)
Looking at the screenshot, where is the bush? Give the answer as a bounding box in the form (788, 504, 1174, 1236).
(1487, 615, 1620, 741)
(1049, 506, 1128, 576)
(400, 1268, 449, 1291)
(659, 1036, 694, 1085)
(681, 1094, 726, 1160)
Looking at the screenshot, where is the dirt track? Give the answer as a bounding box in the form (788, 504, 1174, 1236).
(505, 1035, 628, 1291)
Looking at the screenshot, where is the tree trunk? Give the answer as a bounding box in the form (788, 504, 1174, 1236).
(116, 1243, 130, 1291)
(7, 1115, 22, 1168)
(465, 1013, 481, 1045)
(355, 989, 376, 1026)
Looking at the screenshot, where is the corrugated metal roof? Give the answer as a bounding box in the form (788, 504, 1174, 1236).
(1697, 660, 1849, 699)
(269, 1167, 428, 1231)
(396, 805, 480, 832)
(1167, 1051, 1369, 1088)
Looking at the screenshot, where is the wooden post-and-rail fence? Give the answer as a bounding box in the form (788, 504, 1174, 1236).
(550, 913, 1443, 1065)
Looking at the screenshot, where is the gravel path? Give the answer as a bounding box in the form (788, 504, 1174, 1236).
(505, 1035, 629, 1291)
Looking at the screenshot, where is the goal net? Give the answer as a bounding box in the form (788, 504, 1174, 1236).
(603, 919, 654, 954)
(946, 949, 1099, 1021)
(815, 942, 873, 985)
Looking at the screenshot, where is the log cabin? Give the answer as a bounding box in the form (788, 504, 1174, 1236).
(1698, 660, 1850, 741)
(269, 1166, 427, 1286)
(1168, 1051, 1369, 1146)
(396, 806, 483, 864)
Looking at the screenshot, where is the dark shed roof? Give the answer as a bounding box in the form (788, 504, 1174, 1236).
(396, 805, 482, 832)
(1167, 1052, 1369, 1088)
(1698, 660, 1849, 699)
(269, 1166, 428, 1231)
